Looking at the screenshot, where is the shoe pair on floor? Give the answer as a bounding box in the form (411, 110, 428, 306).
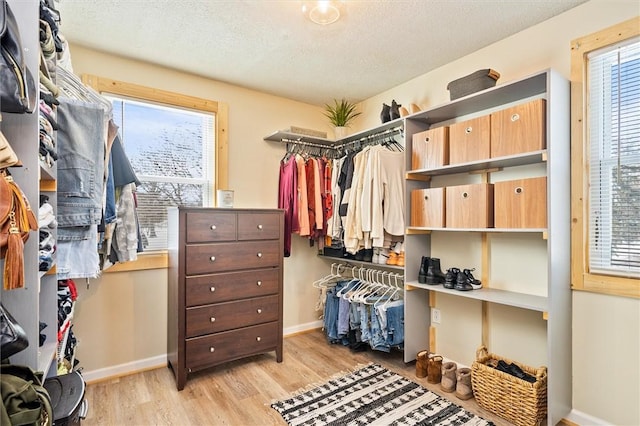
(416, 350, 473, 400)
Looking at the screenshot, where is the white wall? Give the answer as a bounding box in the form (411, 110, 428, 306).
(70, 1, 640, 423)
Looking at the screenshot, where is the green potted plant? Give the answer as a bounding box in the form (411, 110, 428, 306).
(323, 98, 361, 139)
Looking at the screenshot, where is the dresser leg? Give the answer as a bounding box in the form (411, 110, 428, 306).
(276, 345, 283, 363)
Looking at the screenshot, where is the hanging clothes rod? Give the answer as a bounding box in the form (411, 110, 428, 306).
(282, 125, 403, 159)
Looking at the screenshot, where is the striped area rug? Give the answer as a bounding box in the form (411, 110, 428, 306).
(271, 363, 494, 426)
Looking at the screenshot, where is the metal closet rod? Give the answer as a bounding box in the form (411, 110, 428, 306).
(282, 125, 404, 153)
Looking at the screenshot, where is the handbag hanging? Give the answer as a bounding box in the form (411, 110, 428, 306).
(0, 169, 38, 289)
(0, 0, 37, 113)
(0, 302, 28, 359)
(0, 113, 22, 168)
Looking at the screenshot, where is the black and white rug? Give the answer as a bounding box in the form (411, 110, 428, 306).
(271, 363, 494, 426)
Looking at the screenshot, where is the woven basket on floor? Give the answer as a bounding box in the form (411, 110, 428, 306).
(471, 345, 548, 426)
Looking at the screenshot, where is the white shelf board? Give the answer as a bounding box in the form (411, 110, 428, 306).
(406, 280, 548, 312)
(263, 130, 334, 145)
(38, 341, 57, 375)
(406, 150, 546, 178)
(407, 227, 546, 233)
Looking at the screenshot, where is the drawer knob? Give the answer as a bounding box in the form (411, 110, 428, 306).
(425, 137, 430, 142)
(210, 317, 216, 322)
(257, 252, 263, 258)
(257, 280, 262, 287)
(511, 113, 520, 122)
(257, 308, 262, 314)
(210, 256, 216, 262)
(256, 337, 261, 342)
(465, 126, 473, 134)
(257, 224, 263, 230)
(424, 195, 429, 201)
(210, 286, 216, 292)
(210, 225, 217, 230)
(210, 347, 215, 352)
(462, 192, 469, 198)
(515, 186, 524, 194)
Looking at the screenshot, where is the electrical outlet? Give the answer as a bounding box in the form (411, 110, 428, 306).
(431, 308, 441, 324)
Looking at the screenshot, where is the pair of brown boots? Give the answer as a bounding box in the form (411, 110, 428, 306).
(415, 350, 443, 384)
(441, 362, 473, 400)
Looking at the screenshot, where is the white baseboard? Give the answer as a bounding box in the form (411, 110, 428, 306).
(564, 409, 609, 425)
(81, 354, 167, 384)
(283, 320, 323, 336)
(82, 322, 323, 383)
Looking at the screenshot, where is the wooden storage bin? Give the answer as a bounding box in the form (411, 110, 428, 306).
(491, 98, 546, 158)
(494, 177, 547, 229)
(446, 183, 494, 228)
(411, 127, 449, 170)
(472, 346, 548, 426)
(410, 188, 445, 228)
(448, 115, 490, 164)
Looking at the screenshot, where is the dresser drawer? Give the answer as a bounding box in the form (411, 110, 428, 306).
(185, 269, 280, 307)
(186, 322, 279, 370)
(185, 241, 280, 275)
(186, 295, 279, 338)
(237, 212, 281, 240)
(186, 211, 236, 243)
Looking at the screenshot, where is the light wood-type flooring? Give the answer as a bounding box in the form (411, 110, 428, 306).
(83, 328, 513, 425)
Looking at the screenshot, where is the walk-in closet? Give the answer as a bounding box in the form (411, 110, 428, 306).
(2, 1, 639, 426)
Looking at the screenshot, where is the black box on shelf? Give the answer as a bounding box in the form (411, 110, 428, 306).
(447, 69, 500, 100)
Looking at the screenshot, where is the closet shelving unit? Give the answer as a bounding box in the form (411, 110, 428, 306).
(267, 70, 570, 424)
(1, 0, 59, 377)
(403, 69, 571, 425)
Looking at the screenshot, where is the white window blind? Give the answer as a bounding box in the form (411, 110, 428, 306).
(109, 96, 216, 251)
(587, 37, 640, 278)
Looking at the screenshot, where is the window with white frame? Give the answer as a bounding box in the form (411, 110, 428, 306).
(109, 96, 216, 251)
(587, 38, 640, 278)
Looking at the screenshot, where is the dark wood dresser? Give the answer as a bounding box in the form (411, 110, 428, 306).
(167, 207, 284, 390)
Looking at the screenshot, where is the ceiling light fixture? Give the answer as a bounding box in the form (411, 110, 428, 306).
(302, 1, 342, 26)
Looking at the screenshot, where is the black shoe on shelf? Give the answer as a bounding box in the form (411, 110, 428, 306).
(454, 271, 473, 291)
(463, 268, 482, 290)
(418, 256, 429, 284)
(444, 268, 460, 289)
(426, 257, 446, 285)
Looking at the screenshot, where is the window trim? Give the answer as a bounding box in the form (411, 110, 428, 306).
(570, 17, 640, 299)
(82, 74, 229, 272)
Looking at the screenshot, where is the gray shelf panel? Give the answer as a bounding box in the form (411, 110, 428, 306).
(263, 130, 334, 145)
(38, 341, 57, 374)
(408, 71, 548, 125)
(318, 254, 405, 272)
(407, 227, 546, 233)
(406, 280, 548, 312)
(406, 150, 546, 178)
(264, 118, 403, 146)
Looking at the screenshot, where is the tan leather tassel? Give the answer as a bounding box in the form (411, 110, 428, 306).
(3, 212, 25, 290)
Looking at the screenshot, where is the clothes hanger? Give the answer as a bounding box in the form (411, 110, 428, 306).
(56, 66, 113, 115)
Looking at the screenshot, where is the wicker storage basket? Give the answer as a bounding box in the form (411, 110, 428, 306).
(471, 345, 548, 426)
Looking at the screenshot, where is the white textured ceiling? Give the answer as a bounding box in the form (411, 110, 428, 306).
(57, 0, 588, 106)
